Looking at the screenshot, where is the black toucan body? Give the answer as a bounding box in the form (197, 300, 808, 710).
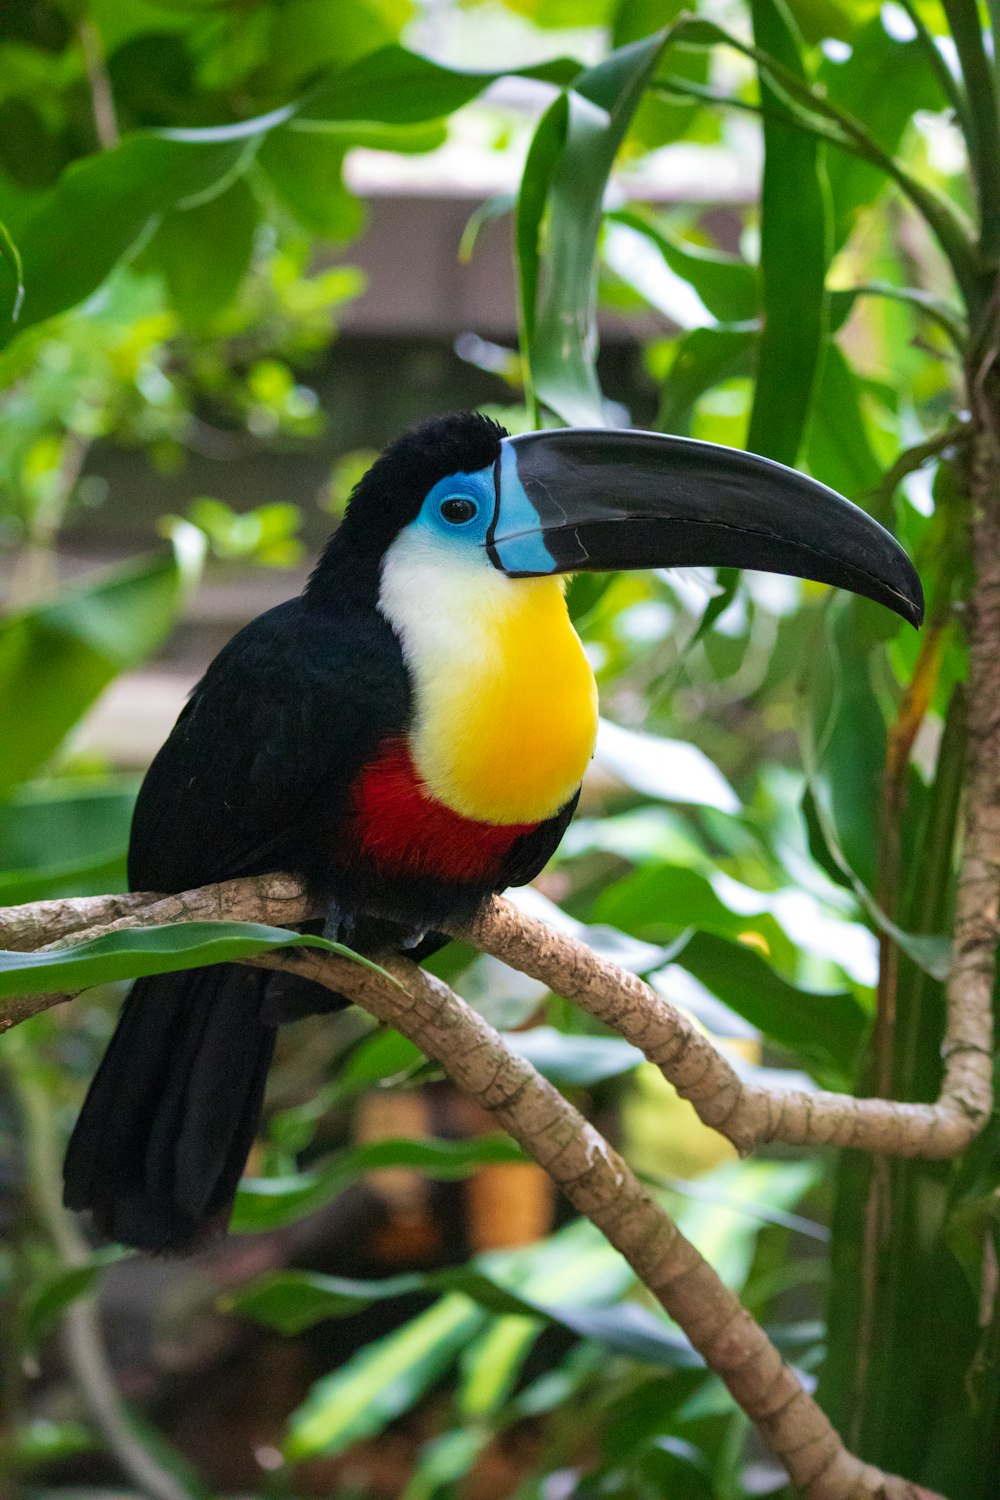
(63, 413, 923, 1253)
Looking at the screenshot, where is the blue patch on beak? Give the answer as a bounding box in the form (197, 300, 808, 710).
(488, 443, 559, 576)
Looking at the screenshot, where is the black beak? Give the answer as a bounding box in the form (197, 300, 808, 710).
(488, 428, 923, 628)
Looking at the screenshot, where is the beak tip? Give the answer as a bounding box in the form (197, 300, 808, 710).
(898, 567, 925, 630)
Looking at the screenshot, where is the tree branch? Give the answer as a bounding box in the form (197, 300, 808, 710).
(241, 941, 935, 1500)
(1, 866, 991, 1157)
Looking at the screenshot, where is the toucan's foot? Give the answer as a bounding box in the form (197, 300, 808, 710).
(322, 901, 356, 946)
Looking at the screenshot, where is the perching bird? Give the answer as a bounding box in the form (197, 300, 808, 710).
(63, 412, 923, 1254)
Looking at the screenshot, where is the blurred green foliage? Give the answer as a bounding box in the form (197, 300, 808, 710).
(0, 0, 998, 1497)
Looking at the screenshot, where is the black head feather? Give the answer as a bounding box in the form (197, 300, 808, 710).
(308, 412, 508, 599)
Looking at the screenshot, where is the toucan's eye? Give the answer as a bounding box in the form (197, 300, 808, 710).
(440, 496, 478, 525)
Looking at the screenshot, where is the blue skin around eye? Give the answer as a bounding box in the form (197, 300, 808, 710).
(414, 468, 496, 547)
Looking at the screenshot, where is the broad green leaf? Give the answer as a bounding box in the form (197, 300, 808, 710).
(594, 863, 801, 977)
(676, 930, 866, 1078)
(232, 1134, 525, 1233)
(153, 175, 259, 328)
(404, 1428, 490, 1500)
(0, 921, 370, 1000)
(0, 849, 127, 906)
(607, 207, 759, 324)
(596, 718, 740, 813)
(616, 5, 711, 152)
(300, 45, 580, 126)
(5, 128, 256, 341)
(2, 48, 580, 347)
(258, 130, 365, 242)
(655, 326, 755, 434)
(0, 778, 135, 903)
(525, 33, 670, 425)
(746, 0, 829, 466)
(227, 1269, 428, 1332)
(941, 0, 1000, 262)
(516, 90, 569, 395)
(805, 343, 885, 501)
(0, 533, 204, 797)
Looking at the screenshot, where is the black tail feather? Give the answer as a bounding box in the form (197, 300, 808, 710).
(63, 966, 276, 1254)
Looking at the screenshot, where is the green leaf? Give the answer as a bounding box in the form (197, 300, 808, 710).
(0, 778, 135, 903)
(506, 1026, 644, 1086)
(3, 48, 580, 346)
(676, 929, 867, 1078)
(235, 1255, 697, 1389)
(404, 1428, 491, 1500)
(0, 533, 204, 797)
(655, 326, 755, 434)
(258, 129, 364, 242)
(300, 45, 581, 126)
(594, 863, 801, 977)
(153, 174, 259, 327)
(607, 207, 759, 324)
(285, 1293, 485, 1458)
(0, 921, 370, 1000)
(940, 0, 1000, 261)
(16, 1248, 125, 1356)
(524, 32, 671, 425)
(231, 1134, 525, 1233)
(6, 127, 256, 342)
(227, 1268, 428, 1333)
(746, 0, 829, 465)
(819, 12, 953, 251)
(805, 342, 884, 501)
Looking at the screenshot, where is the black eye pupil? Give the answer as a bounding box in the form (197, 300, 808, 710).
(441, 497, 477, 524)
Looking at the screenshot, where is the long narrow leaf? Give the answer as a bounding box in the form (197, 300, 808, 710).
(746, 0, 828, 466)
(606, 206, 759, 324)
(942, 0, 1000, 261)
(0, 921, 375, 999)
(232, 1135, 524, 1233)
(523, 32, 672, 426)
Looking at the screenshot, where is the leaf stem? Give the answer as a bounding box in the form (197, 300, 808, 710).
(77, 17, 119, 151)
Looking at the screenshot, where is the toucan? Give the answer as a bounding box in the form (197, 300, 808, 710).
(62, 412, 923, 1254)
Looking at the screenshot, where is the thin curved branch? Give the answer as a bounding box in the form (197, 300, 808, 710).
(458, 896, 991, 1158)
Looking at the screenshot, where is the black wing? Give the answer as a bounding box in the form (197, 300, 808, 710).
(495, 788, 580, 892)
(128, 597, 411, 894)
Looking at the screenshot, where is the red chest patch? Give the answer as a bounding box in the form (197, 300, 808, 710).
(349, 741, 537, 883)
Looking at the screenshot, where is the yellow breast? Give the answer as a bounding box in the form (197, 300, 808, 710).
(379, 537, 598, 826)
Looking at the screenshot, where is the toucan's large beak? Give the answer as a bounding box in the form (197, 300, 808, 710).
(488, 428, 923, 627)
